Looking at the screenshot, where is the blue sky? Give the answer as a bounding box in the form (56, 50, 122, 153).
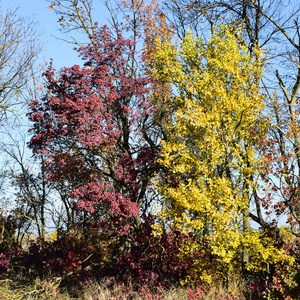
(1, 0, 110, 69)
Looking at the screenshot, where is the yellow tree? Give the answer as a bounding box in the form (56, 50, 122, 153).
(152, 25, 291, 283)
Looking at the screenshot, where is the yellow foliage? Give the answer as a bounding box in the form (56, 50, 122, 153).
(50, 231, 57, 241)
(152, 25, 290, 283)
(279, 225, 297, 243)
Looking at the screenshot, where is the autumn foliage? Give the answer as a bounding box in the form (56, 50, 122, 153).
(29, 25, 157, 229)
(151, 25, 293, 282)
(2, 1, 300, 299)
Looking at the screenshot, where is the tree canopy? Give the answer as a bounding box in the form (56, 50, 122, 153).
(1, 1, 300, 299)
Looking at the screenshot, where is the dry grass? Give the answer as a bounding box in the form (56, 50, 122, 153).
(0, 278, 66, 300)
(0, 277, 248, 299)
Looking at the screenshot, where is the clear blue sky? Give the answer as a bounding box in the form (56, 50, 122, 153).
(1, 0, 110, 69)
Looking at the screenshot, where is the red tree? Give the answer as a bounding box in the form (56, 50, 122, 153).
(28, 25, 160, 239)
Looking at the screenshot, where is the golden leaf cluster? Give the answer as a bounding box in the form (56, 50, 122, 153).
(152, 25, 289, 282)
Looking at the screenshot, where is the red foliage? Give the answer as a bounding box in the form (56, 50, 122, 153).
(105, 214, 195, 287)
(267, 239, 300, 299)
(0, 253, 8, 274)
(28, 25, 160, 231)
(0, 214, 210, 289)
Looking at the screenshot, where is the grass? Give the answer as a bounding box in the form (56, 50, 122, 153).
(0, 277, 249, 299)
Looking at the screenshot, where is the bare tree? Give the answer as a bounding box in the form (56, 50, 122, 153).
(0, 5, 45, 245)
(0, 7, 41, 121)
